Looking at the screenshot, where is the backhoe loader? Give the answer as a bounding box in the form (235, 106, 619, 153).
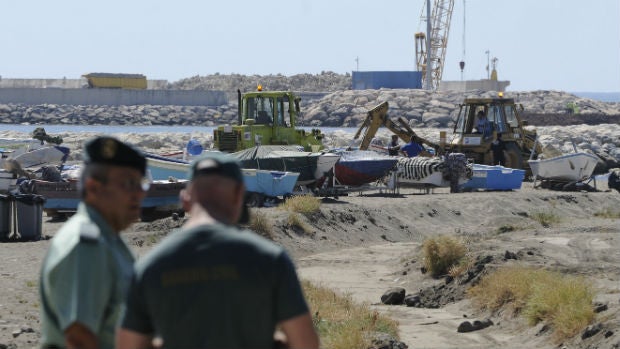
(353, 96, 541, 173)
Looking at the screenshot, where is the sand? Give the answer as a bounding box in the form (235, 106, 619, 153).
(1, 128, 620, 348)
(1, 185, 619, 349)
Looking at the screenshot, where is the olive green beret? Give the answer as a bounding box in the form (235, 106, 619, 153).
(83, 136, 147, 175)
(189, 151, 243, 183)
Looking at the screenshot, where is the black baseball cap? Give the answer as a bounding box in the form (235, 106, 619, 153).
(189, 152, 244, 183)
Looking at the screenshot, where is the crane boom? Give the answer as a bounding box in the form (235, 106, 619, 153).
(415, 0, 455, 90)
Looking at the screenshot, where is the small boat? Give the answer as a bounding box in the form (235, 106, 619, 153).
(147, 153, 299, 199)
(527, 152, 599, 182)
(233, 145, 340, 186)
(329, 149, 398, 186)
(460, 164, 525, 191)
(146, 153, 191, 180)
(10, 145, 70, 168)
(31, 179, 186, 214)
(242, 169, 299, 198)
(395, 155, 472, 189)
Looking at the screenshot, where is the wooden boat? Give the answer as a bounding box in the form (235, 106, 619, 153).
(242, 169, 299, 198)
(395, 155, 472, 189)
(330, 150, 398, 186)
(527, 152, 599, 182)
(10, 145, 70, 168)
(147, 153, 299, 199)
(146, 153, 191, 180)
(460, 164, 525, 191)
(233, 146, 340, 186)
(31, 179, 186, 215)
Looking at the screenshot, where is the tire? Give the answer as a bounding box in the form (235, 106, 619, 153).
(504, 142, 524, 169)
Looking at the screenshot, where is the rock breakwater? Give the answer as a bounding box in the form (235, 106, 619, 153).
(1, 89, 619, 128)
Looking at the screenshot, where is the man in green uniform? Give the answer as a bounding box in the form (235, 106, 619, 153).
(116, 152, 319, 349)
(40, 136, 148, 349)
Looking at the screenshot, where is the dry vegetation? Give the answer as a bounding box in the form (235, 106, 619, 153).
(529, 210, 562, 227)
(248, 210, 273, 238)
(593, 208, 620, 219)
(467, 266, 595, 342)
(421, 235, 467, 277)
(302, 281, 400, 349)
(280, 195, 322, 214)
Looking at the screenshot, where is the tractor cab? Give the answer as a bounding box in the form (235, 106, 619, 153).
(453, 97, 523, 144)
(213, 88, 324, 153)
(242, 90, 297, 127)
(446, 95, 539, 170)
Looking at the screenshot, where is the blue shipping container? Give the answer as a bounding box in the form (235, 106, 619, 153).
(352, 71, 423, 90)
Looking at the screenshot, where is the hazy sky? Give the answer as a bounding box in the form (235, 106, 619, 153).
(2, 0, 619, 92)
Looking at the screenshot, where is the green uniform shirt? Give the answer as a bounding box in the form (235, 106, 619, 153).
(121, 223, 309, 349)
(40, 202, 135, 349)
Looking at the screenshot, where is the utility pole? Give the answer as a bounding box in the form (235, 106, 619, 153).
(485, 50, 490, 79)
(425, 0, 432, 90)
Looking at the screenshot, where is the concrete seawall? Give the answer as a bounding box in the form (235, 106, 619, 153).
(0, 88, 227, 107)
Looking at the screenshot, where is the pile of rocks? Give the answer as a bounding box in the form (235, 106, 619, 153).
(0, 88, 618, 128)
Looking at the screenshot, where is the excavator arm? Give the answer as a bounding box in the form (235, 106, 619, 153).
(353, 101, 390, 150)
(353, 101, 441, 152)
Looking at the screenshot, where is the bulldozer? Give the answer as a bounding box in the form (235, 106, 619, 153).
(353, 95, 541, 173)
(213, 88, 324, 152)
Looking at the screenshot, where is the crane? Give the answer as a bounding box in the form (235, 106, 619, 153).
(415, 0, 456, 90)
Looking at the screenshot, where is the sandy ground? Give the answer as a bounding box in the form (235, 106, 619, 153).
(1, 183, 619, 349)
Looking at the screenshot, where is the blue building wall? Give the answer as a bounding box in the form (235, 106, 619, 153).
(352, 71, 422, 90)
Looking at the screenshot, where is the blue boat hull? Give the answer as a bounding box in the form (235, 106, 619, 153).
(33, 180, 186, 211)
(242, 169, 299, 197)
(461, 164, 525, 191)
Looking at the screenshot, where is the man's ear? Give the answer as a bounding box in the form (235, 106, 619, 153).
(83, 177, 101, 198)
(180, 188, 192, 212)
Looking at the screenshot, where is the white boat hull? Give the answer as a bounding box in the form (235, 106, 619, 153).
(313, 152, 341, 183)
(147, 156, 190, 180)
(11, 146, 69, 168)
(527, 152, 599, 182)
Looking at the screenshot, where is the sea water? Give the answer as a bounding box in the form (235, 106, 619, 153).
(0, 124, 355, 135)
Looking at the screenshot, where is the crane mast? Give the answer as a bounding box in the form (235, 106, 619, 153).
(415, 0, 455, 90)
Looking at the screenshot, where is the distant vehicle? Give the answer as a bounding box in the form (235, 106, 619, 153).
(354, 95, 541, 174)
(82, 73, 147, 89)
(446, 95, 541, 173)
(213, 87, 324, 152)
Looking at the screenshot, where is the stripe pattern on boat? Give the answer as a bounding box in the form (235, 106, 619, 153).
(396, 157, 446, 181)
